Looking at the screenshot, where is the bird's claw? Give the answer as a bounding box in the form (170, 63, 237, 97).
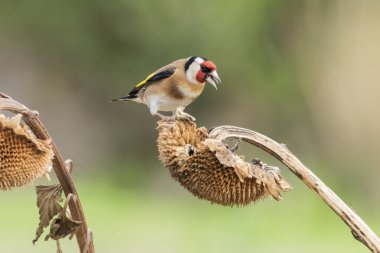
(156, 113, 173, 121)
(175, 111, 196, 122)
(156, 110, 196, 122)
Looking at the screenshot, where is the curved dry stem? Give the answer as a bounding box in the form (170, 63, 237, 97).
(209, 125, 380, 253)
(0, 93, 94, 253)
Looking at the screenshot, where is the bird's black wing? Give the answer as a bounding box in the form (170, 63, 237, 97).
(123, 67, 176, 99)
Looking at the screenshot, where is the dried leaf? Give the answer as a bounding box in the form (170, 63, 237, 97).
(203, 139, 253, 181)
(33, 184, 63, 244)
(45, 214, 82, 241)
(272, 172, 292, 192)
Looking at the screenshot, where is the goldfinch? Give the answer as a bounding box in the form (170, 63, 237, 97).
(111, 56, 221, 120)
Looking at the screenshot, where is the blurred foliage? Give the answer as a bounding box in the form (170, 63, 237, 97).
(1, 0, 380, 252)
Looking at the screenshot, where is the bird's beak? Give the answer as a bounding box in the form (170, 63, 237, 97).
(206, 71, 221, 90)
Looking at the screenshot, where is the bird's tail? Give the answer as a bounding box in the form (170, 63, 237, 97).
(110, 96, 133, 102)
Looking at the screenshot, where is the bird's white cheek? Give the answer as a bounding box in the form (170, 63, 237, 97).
(186, 64, 202, 84)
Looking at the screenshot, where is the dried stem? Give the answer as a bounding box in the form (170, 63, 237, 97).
(0, 93, 94, 253)
(209, 125, 380, 252)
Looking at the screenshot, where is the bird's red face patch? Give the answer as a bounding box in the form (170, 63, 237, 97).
(196, 60, 217, 83)
(202, 61, 217, 71)
(196, 71, 206, 83)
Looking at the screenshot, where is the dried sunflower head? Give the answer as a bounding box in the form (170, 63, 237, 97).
(157, 119, 291, 206)
(0, 114, 53, 190)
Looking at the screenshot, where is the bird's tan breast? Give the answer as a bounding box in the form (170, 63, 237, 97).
(166, 69, 205, 100)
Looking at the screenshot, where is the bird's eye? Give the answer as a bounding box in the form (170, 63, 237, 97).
(201, 65, 210, 73)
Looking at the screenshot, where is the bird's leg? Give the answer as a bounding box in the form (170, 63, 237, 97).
(156, 112, 172, 120)
(174, 107, 196, 121)
(150, 101, 172, 120)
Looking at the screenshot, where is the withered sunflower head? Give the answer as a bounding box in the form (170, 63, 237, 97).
(157, 119, 291, 207)
(0, 114, 54, 190)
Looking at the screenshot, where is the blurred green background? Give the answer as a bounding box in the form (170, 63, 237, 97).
(1, 0, 380, 252)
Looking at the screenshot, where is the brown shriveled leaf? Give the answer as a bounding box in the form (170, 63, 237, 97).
(45, 214, 82, 242)
(33, 184, 63, 244)
(203, 139, 254, 181)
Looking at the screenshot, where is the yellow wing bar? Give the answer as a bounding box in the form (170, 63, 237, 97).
(135, 72, 156, 88)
